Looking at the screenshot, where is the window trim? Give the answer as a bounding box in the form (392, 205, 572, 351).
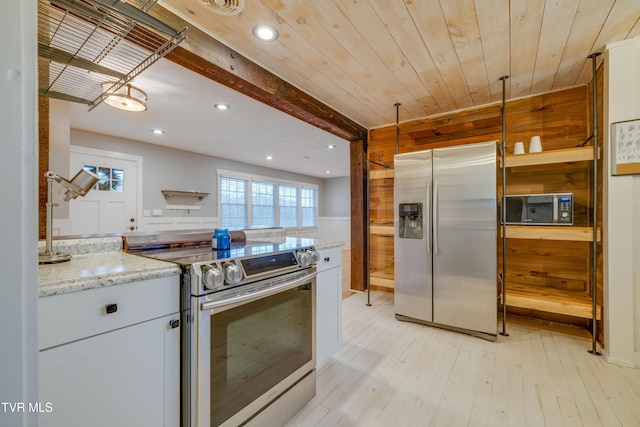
(217, 169, 319, 230)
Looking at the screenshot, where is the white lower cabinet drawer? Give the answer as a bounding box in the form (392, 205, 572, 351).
(39, 275, 179, 350)
(316, 247, 342, 272)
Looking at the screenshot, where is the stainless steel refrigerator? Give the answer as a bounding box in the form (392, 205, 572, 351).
(394, 140, 498, 340)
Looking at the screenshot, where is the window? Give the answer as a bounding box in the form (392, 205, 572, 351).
(220, 177, 247, 228)
(82, 165, 124, 192)
(279, 185, 298, 227)
(252, 181, 275, 227)
(301, 187, 317, 227)
(219, 171, 318, 229)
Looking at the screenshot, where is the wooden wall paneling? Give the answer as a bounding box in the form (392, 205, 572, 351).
(350, 138, 368, 292)
(369, 177, 394, 226)
(368, 85, 602, 327)
(369, 233, 394, 278)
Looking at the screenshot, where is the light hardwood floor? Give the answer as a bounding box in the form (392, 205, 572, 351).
(287, 290, 640, 427)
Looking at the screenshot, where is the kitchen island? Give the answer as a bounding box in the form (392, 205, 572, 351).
(38, 236, 181, 427)
(36, 233, 343, 427)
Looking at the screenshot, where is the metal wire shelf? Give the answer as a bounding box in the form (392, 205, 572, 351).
(38, 0, 186, 109)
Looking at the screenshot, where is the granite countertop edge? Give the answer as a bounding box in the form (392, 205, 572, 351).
(313, 241, 345, 250)
(38, 252, 180, 298)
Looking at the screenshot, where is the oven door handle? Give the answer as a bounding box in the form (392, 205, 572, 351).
(200, 272, 317, 311)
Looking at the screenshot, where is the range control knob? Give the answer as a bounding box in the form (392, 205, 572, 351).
(297, 251, 311, 267)
(561, 212, 569, 218)
(307, 249, 319, 265)
(224, 263, 243, 285)
(202, 265, 224, 290)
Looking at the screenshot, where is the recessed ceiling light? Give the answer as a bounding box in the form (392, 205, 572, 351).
(325, 170, 331, 174)
(266, 155, 273, 160)
(214, 103, 230, 110)
(151, 129, 165, 135)
(252, 24, 279, 41)
(327, 144, 336, 149)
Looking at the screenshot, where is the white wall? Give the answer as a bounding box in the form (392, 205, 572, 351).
(0, 1, 39, 425)
(603, 36, 640, 368)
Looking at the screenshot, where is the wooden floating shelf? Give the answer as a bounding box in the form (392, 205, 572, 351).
(370, 267, 394, 289)
(501, 225, 601, 242)
(370, 225, 394, 236)
(504, 146, 595, 168)
(369, 169, 394, 180)
(506, 282, 601, 320)
(161, 190, 209, 200)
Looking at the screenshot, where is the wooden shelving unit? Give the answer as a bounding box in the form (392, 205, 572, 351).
(506, 283, 601, 320)
(161, 190, 209, 200)
(370, 225, 394, 236)
(503, 146, 599, 321)
(501, 225, 601, 242)
(370, 268, 394, 289)
(503, 146, 595, 168)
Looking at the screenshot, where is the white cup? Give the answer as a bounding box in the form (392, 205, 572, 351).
(513, 142, 525, 154)
(529, 136, 542, 153)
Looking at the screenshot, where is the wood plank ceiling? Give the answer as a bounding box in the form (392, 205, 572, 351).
(160, 0, 640, 130)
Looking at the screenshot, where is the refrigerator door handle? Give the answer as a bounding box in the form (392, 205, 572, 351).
(433, 179, 439, 255)
(426, 179, 431, 254)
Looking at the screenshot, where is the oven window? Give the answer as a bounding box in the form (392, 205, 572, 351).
(210, 283, 313, 426)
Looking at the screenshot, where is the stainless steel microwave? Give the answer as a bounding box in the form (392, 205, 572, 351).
(504, 193, 573, 225)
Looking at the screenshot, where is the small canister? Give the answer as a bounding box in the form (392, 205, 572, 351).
(212, 228, 231, 250)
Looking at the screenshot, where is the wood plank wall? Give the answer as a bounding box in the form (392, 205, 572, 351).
(369, 85, 603, 335)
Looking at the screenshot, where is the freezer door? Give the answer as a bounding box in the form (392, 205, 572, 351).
(393, 150, 432, 322)
(432, 141, 497, 336)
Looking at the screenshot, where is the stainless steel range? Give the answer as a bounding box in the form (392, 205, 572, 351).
(125, 231, 318, 427)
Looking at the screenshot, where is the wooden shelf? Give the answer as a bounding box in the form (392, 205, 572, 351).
(161, 190, 209, 200)
(504, 146, 595, 168)
(370, 225, 394, 236)
(370, 268, 394, 289)
(506, 282, 601, 320)
(501, 225, 601, 242)
(369, 169, 394, 180)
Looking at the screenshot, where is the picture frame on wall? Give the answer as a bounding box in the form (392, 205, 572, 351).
(611, 119, 640, 175)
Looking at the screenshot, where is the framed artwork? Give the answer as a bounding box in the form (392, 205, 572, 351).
(611, 119, 640, 175)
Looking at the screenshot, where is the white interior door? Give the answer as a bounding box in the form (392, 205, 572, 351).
(69, 147, 141, 235)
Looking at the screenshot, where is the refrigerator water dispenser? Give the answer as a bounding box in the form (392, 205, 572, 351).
(399, 203, 423, 239)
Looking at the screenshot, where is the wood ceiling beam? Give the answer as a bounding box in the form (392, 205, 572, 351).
(146, 5, 367, 142)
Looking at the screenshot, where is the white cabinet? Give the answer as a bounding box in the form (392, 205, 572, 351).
(316, 246, 343, 368)
(38, 276, 180, 427)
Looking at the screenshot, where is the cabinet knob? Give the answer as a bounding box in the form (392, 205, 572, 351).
(105, 303, 118, 314)
(169, 319, 180, 329)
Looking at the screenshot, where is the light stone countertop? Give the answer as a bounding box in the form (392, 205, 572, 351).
(312, 241, 345, 251)
(37, 234, 342, 298)
(38, 250, 180, 298)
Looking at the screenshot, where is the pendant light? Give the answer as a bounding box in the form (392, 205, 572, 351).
(101, 82, 148, 112)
